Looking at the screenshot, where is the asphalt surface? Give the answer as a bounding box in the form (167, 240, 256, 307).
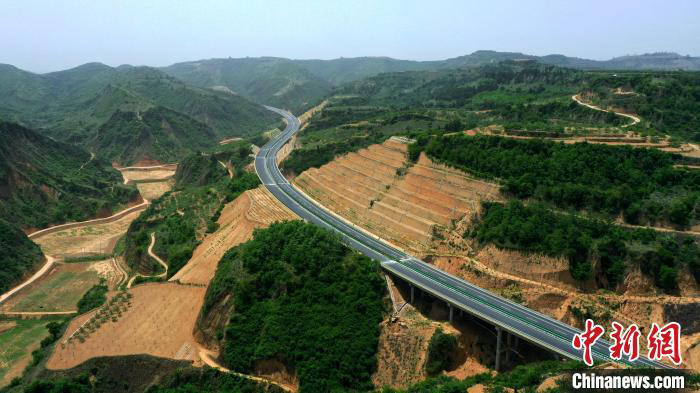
(256, 106, 668, 369)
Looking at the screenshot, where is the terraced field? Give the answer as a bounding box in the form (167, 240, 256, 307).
(171, 187, 296, 285)
(48, 187, 297, 370)
(293, 139, 501, 253)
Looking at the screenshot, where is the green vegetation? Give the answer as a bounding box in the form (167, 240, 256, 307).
(5, 365, 277, 393)
(75, 281, 108, 314)
(0, 121, 137, 230)
(0, 318, 64, 383)
(474, 201, 700, 291)
(90, 106, 218, 166)
(285, 63, 642, 174)
(0, 63, 277, 145)
(163, 57, 333, 113)
(203, 221, 385, 392)
(146, 368, 283, 393)
(425, 328, 458, 375)
(588, 71, 700, 139)
(63, 254, 112, 263)
(0, 219, 43, 293)
(124, 148, 259, 277)
(284, 132, 387, 175)
(9, 268, 100, 312)
(131, 275, 165, 286)
(380, 360, 587, 393)
(421, 134, 700, 227)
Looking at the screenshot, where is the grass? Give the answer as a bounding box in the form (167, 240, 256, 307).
(0, 317, 60, 383)
(63, 254, 112, 263)
(9, 268, 100, 312)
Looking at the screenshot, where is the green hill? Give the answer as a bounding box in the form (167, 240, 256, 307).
(0, 218, 44, 294)
(162, 51, 700, 106)
(162, 57, 333, 113)
(90, 106, 218, 166)
(202, 220, 384, 392)
(0, 121, 137, 295)
(0, 63, 277, 144)
(0, 121, 137, 229)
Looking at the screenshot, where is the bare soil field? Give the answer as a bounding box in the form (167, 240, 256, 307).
(48, 187, 297, 373)
(47, 283, 206, 370)
(120, 169, 176, 185)
(172, 187, 296, 285)
(292, 138, 700, 372)
(33, 210, 143, 258)
(136, 180, 173, 201)
(374, 279, 493, 388)
(293, 140, 501, 253)
(0, 262, 107, 312)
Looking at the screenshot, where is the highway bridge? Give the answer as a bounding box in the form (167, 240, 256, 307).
(255, 106, 667, 370)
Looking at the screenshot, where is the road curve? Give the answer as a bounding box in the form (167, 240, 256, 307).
(127, 233, 168, 288)
(572, 94, 640, 128)
(256, 106, 667, 369)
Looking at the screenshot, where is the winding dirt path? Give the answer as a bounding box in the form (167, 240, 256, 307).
(77, 152, 96, 173)
(0, 197, 150, 307)
(126, 233, 168, 288)
(572, 94, 641, 127)
(218, 160, 233, 179)
(198, 348, 296, 392)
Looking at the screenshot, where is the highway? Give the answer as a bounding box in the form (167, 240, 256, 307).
(255, 106, 667, 369)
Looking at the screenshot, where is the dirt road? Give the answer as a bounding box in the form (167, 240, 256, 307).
(28, 201, 149, 239)
(198, 348, 296, 392)
(0, 256, 55, 305)
(219, 160, 233, 179)
(127, 233, 168, 288)
(2, 198, 149, 307)
(571, 94, 641, 127)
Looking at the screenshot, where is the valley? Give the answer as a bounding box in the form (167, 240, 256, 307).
(0, 166, 170, 385)
(1, 46, 700, 393)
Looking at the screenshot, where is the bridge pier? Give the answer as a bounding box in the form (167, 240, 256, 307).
(495, 327, 502, 371)
(448, 303, 453, 322)
(410, 285, 415, 303)
(506, 333, 512, 363)
(495, 328, 515, 371)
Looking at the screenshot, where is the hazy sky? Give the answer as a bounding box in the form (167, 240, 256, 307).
(2, 0, 698, 73)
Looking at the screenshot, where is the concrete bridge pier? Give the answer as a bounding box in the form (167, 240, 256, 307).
(495, 328, 514, 371)
(496, 327, 502, 371)
(448, 303, 453, 322)
(410, 285, 415, 303)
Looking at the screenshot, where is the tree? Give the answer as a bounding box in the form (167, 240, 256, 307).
(425, 328, 458, 375)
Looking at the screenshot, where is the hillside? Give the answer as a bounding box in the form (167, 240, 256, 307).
(201, 220, 385, 392)
(90, 106, 218, 166)
(286, 62, 700, 171)
(0, 219, 44, 294)
(0, 121, 137, 229)
(0, 63, 277, 143)
(162, 57, 333, 113)
(283, 63, 634, 175)
(124, 144, 259, 277)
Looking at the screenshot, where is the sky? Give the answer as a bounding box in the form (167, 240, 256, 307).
(1, 0, 699, 73)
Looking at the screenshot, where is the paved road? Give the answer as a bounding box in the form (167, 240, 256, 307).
(256, 106, 667, 369)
